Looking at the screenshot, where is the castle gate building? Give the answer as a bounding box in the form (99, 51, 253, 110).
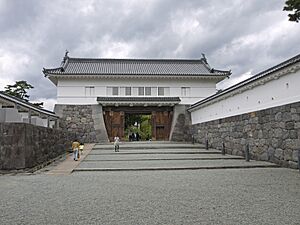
(43, 53, 230, 142)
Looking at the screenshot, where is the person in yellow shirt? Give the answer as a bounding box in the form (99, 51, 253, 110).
(72, 139, 80, 161)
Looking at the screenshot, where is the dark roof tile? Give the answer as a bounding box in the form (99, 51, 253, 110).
(43, 57, 231, 77)
(97, 96, 181, 102)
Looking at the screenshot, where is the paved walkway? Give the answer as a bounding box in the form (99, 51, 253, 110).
(45, 143, 95, 175)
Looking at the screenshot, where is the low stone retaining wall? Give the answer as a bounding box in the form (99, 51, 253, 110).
(0, 123, 75, 170)
(192, 102, 300, 168)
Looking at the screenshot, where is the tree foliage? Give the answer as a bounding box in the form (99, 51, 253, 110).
(283, 0, 300, 22)
(125, 114, 152, 140)
(4, 80, 34, 101)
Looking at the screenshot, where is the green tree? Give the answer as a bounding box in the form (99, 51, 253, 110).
(124, 114, 152, 140)
(4, 80, 34, 101)
(283, 0, 300, 22)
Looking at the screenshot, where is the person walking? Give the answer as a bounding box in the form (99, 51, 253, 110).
(114, 136, 120, 152)
(72, 139, 80, 161)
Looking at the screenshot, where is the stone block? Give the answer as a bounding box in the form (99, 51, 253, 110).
(292, 113, 300, 121)
(285, 121, 294, 130)
(274, 148, 283, 160)
(71, 124, 77, 129)
(264, 123, 271, 130)
(282, 112, 292, 121)
(258, 152, 268, 161)
(274, 128, 283, 138)
(289, 130, 298, 139)
(291, 108, 297, 113)
(288, 161, 298, 169)
(284, 139, 300, 150)
(284, 149, 293, 161)
(292, 150, 299, 162)
(271, 138, 282, 148)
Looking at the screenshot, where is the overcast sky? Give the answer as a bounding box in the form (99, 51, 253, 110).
(0, 0, 299, 110)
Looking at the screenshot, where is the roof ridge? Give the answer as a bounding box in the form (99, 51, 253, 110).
(43, 55, 232, 77)
(67, 57, 204, 62)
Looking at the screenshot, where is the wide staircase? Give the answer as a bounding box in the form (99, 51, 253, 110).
(73, 142, 279, 172)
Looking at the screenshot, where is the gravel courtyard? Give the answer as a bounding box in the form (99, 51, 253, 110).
(0, 168, 299, 225)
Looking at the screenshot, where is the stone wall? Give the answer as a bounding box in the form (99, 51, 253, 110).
(192, 102, 300, 168)
(170, 105, 192, 142)
(0, 123, 75, 170)
(54, 104, 108, 143)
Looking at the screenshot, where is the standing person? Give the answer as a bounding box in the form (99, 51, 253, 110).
(79, 143, 84, 155)
(129, 133, 132, 142)
(72, 139, 80, 161)
(114, 136, 120, 152)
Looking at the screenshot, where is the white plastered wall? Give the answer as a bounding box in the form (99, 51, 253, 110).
(191, 68, 300, 124)
(56, 77, 220, 105)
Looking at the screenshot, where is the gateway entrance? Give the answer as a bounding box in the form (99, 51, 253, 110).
(125, 114, 152, 141)
(103, 106, 173, 141)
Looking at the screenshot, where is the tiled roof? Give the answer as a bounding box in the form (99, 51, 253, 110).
(97, 96, 181, 106)
(97, 97, 181, 102)
(43, 56, 231, 77)
(188, 53, 300, 111)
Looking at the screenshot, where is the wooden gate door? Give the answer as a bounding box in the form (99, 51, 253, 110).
(152, 111, 172, 141)
(104, 111, 124, 141)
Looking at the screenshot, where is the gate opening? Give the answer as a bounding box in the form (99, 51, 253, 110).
(103, 106, 173, 142)
(125, 114, 152, 141)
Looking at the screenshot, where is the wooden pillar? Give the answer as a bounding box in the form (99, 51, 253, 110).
(152, 111, 156, 141)
(168, 111, 173, 140)
(120, 111, 125, 140)
(109, 110, 113, 142)
(47, 116, 50, 128)
(164, 111, 169, 141)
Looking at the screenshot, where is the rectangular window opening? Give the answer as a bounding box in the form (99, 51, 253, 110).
(181, 87, 190, 97)
(125, 87, 131, 96)
(158, 87, 165, 96)
(138, 87, 144, 96)
(112, 87, 119, 96)
(85, 86, 95, 96)
(145, 87, 151, 96)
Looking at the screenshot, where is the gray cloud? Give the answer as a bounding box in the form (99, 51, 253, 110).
(0, 0, 299, 109)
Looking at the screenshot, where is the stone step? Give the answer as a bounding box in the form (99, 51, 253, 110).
(88, 151, 222, 155)
(74, 164, 280, 172)
(83, 158, 243, 162)
(93, 142, 205, 150)
(73, 142, 280, 173)
(75, 159, 279, 172)
(90, 148, 214, 153)
(84, 154, 242, 161)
